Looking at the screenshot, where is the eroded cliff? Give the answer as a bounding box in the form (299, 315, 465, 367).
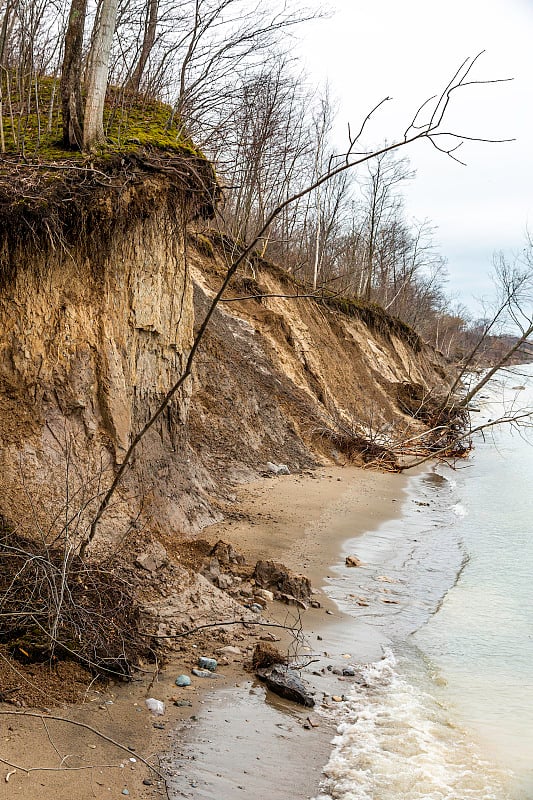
(0, 162, 449, 553)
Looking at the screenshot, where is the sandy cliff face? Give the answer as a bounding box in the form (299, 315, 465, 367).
(0, 192, 196, 544)
(187, 243, 448, 482)
(0, 195, 448, 549)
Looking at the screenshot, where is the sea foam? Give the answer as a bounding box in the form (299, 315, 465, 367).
(314, 649, 510, 800)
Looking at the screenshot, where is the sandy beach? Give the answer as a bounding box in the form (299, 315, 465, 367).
(0, 464, 412, 800)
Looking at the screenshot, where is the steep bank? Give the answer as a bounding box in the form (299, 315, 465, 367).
(0, 149, 457, 701)
(0, 160, 448, 549)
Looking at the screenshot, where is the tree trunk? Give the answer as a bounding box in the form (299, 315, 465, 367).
(83, 0, 119, 151)
(60, 0, 87, 149)
(126, 0, 158, 93)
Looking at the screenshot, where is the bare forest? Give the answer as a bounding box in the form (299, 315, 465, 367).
(2, 0, 524, 363)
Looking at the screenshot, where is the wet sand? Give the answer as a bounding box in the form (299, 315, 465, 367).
(164, 465, 412, 800)
(0, 465, 411, 800)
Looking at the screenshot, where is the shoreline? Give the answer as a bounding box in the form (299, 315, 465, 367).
(161, 464, 416, 800)
(0, 464, 416, 800)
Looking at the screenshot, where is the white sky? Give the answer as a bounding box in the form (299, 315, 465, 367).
(297, 0, 533, 316)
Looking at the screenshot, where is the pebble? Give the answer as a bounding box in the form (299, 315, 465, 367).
(122, 790, 130, 796)
(331, 695, 344, 702)
(143, 779, 153, 786)
(175, 674, 191, 687)
(198, 657, 217, 671)
(191, 669, 217, 678)
(218, 646, 242, 655)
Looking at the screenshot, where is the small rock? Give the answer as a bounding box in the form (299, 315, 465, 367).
(175, 675, 191, 687)
(210, 540, 245, 565)
(310, 600, 321, 608)
(216, 573, 234, 590)
(343, 666, 356, 677)
(254, 560, 311, 602)
(249, 603, 263, 613)
(218, 646, 242, 655)
(191, 669, 218, 678)
(256, 665, 314, 707)
(331, 695, 343, 702)
(145, 698, 165, 715)
(173, 699, 192, 707)
(254, 588, 274, 603)
(260, 633, 280, 642)
(122, 790, 130, 796)
(198, 657, 217, 672)
(345, 555, 364, 567)
(266, 462, 290, 475)
(143, 779, 153, 786)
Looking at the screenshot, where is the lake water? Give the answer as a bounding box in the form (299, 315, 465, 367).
(316, 364, 533, 800)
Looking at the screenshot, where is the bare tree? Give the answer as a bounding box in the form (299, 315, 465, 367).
(83, 0, 119, 149)
(60, 0, 87, 147)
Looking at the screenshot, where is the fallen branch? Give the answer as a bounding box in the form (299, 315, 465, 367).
(0, 711, 165, 779)
(138, 617, 300, 639)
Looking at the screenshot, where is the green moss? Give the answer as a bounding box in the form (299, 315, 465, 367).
(0, 74, 202, 160)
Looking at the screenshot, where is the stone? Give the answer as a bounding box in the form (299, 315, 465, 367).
(277, 592, 308, 609)
(254, 588, 274, 603)
(256, 665, 314, 707)
(331, 695, 343, 702)
(206, 556, 221, 577)
(191, 669, 218, 678)
(216, 573, 234, 590)
(342, 666, 356, 676)
(345, 555, 363, 568)
(198, 656, 217, 671)
(249, 603, 263, 613)
(134, 542, 168, 573)
(218, 646, 242, 655)
(210, 540, 245, 565)
(175, 674, 191, 687)
(253, 560, 311, 603)
(266, 462, 290, 475)
(260, 633, 280, 642)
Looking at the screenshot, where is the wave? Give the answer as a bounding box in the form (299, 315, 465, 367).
(314, 649, 510, 800)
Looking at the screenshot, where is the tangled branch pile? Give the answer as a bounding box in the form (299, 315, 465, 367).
(0, 523, 150, 677)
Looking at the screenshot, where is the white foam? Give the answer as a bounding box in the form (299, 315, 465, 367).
(452, 503, 467, 518)
(314, 650, 510, 800)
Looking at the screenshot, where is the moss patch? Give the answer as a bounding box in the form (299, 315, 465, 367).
(0, 74, 202, 159)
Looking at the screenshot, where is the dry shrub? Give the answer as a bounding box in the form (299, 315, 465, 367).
(0, 524, 150, 677)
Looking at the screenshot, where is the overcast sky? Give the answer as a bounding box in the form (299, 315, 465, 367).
(297, 0, 533, 316)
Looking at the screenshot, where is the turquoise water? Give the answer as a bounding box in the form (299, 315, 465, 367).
(317, 364, 533, 800)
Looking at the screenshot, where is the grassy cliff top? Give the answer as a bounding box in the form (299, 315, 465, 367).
(0, 77, 219, 266)
(1, 75, 202, 161)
